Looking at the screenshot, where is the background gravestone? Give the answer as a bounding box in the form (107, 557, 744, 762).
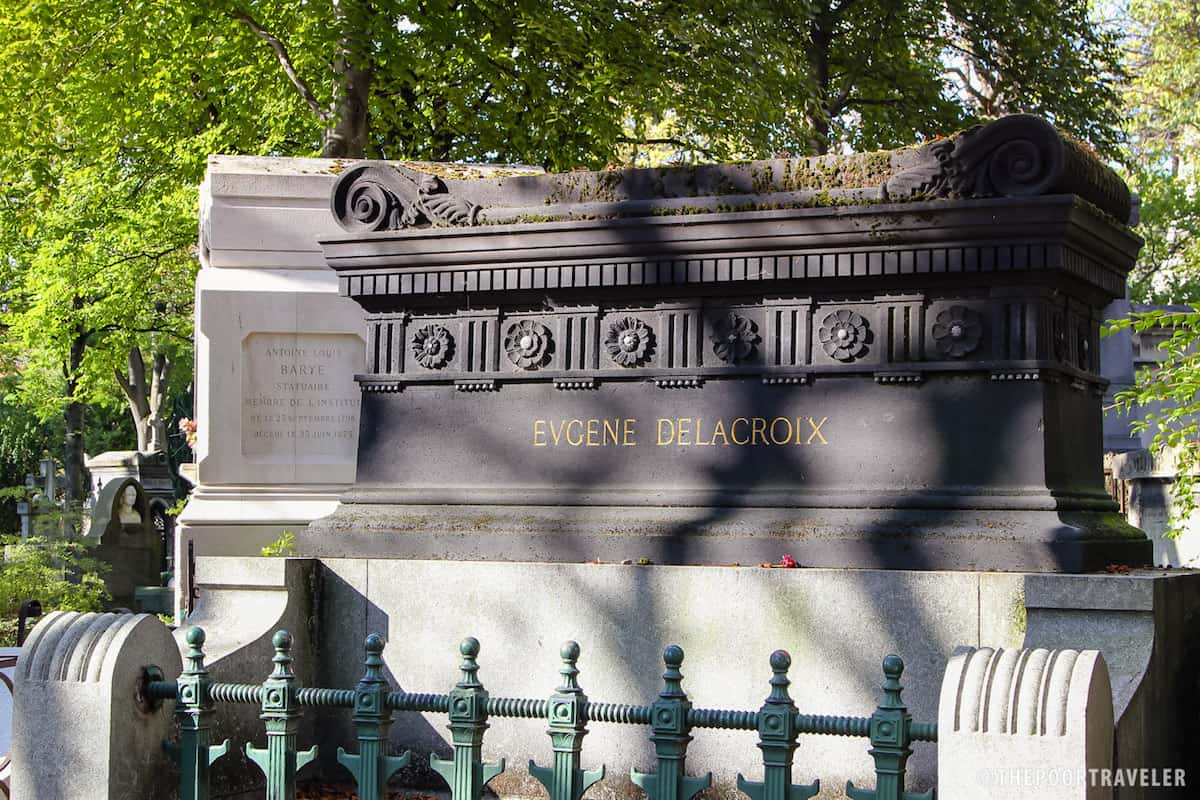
(87, 449, 176, 573)
(84, 477, 161, 609)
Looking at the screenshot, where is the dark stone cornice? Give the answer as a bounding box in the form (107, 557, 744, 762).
(325, 114, 1132, 236)
(322, 195, 1140, 306)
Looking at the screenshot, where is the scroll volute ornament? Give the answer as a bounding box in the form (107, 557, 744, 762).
(331, 164, 481, 232)
(883, 114, 1132, 222)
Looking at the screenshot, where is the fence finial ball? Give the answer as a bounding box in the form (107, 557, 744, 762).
(186, 626, 205, 648)
(770, 650, 791, 671)
(561, 641, 580, 661)
(460, 637, 480, 658)
(663, 644, 684, 667)
(882, 654, 904, 678)
(365, 633, 384, 653)
(273, 630, 293, 651)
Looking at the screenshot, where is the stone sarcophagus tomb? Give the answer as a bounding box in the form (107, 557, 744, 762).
(307, 115, 1151, 572)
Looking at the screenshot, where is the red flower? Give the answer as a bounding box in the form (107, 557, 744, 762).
(780, 554, 797, 568)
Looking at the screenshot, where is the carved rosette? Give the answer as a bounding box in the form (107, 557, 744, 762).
(504, 320, 553, 370)
(818, 309, 870, 362)
(711, 313, 761, 364)
(605, 317, 653, 367)
(411, 324, 454, 369)
(932, 306, 983, 358)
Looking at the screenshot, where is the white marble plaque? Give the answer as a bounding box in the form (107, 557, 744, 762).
(241, 332, 362, 459)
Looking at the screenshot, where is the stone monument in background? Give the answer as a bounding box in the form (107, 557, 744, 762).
(1101, 300, 1200, 566)
(177, 156, 543, 617)
(84, 477, 160, 609)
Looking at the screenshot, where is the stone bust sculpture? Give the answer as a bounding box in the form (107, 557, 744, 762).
(85, 477, 150, 544)
(117, 485, 141, 526)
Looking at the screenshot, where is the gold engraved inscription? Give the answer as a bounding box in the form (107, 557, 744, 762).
(532, 416, 828, 447)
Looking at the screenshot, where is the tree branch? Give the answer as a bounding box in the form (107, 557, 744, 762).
(87, 325, 193, 344)
(827, 3, 900, 116)
(945, 66, 992, 106)
(230, 8, 330, 121)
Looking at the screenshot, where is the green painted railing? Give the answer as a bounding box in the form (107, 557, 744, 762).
(145, 628, 936, 800)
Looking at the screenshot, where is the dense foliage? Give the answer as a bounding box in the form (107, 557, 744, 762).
(0, 0, 1157, 513)
(0, 536, 109, 645)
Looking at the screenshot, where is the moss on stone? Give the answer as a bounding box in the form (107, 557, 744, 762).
(1010, 589, 1028, 636)
(400, 161, 540, 181)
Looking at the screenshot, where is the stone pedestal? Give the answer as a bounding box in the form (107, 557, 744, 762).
(178, 157, 541, 618)
(1023, 570, 1200, 800)
(178, 156, 372, 617)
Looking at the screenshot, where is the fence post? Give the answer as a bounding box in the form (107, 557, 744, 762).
(846, 655, 931, 800)
(337, 634, 412, 800)
(737, 650, 819, 800)
(168, 627, 230, 800)
(529, 641, 605, 800)
(631, 645, 711, 800)
(245, 630, 318, 800)
(430, 637, 505, 800)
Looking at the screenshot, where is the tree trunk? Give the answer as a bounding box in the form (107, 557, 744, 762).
(321, 0, 372, 158)
(63, 325, 87, 504)
(805, 5, 833, 155)
(115, 346, 172, 453)
(146, 352, 172, 452)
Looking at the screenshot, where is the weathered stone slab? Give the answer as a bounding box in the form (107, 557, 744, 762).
(1022, 569, 1200, 799)
(308, 115, 1149, 572)
(11, 612, 180, 800)
(938, 647, 1114, 799)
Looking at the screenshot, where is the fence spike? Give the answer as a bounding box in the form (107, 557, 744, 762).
(245, 630, 319, 800)
(844, 656, 933, 800)
(630, 645, 711, 800)
(430, 637, 506, 800)
(736, 650, 819, 800)
(168, 627, 230, 800)
(529, 641, 606, 800)
(337, 634, 412, 800)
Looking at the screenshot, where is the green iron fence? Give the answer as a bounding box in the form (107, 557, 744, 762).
(144, 628, 937, 800)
